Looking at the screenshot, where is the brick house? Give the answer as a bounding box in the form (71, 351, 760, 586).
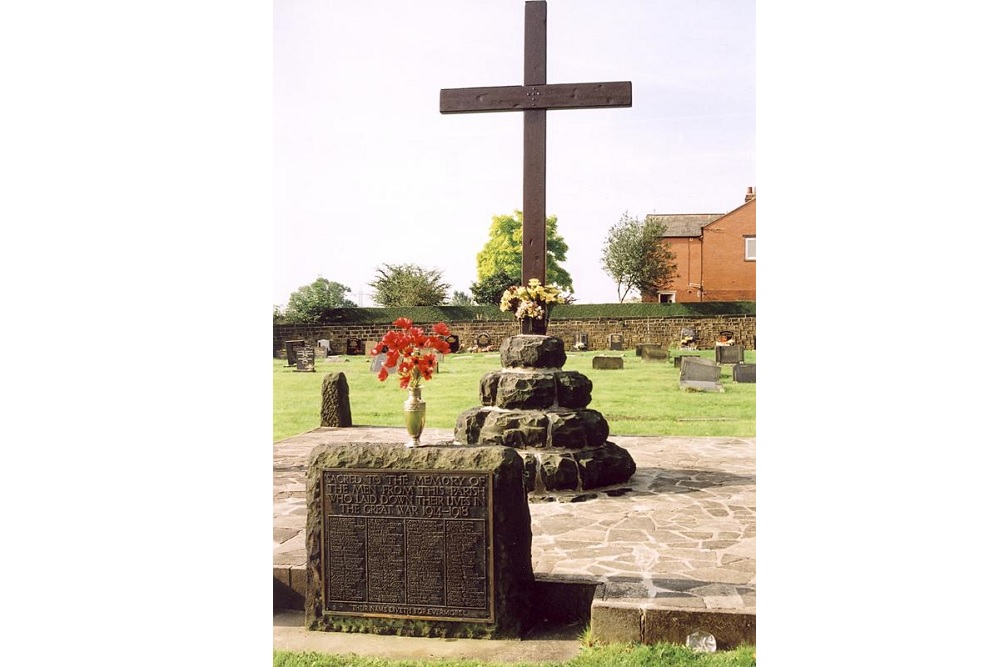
(643, 187, 756, 303)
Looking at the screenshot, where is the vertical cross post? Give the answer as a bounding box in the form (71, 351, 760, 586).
(522, 0, 547, 286)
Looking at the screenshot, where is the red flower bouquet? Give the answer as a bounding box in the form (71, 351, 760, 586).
(372, 317, 452, 390)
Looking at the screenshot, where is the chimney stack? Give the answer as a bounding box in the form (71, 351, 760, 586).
(745, 186, 755, 203)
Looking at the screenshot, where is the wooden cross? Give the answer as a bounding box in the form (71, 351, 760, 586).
(440, 0, 632, 287)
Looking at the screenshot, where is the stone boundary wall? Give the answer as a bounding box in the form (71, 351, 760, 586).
(274, 315, 755, 358)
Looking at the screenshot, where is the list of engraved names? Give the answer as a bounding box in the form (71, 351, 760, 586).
(322, 469, 493, 621)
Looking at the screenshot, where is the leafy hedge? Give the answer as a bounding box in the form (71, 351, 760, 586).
(284, 302, 755, 325)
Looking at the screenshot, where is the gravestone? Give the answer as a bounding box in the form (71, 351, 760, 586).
(305, 444, 535, 638)
(369, 353, 397, 376)
(717, 330, 734, 344)
(476, 333, 492, 349)
(295, 346, 316, 372)
(592, 356, 624, 370)
(318, 339, 331, 354)
(733, 363, 756, 383)
(679, 356, 722, 392)
(673, 354, 699, 368)
(345, 338, 364, 356)
(635, 343, 661, 356)
(574, 333, 589, 350)
(320, 372, 352, 427)
(640, 347, 669, 363)
(715, 344, 745, 365)
(285, 339, 306, 366)
(446, 334, 461, 353)
(608, 334, 624, 351)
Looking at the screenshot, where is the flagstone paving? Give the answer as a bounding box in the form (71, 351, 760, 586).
(273, 426, 755, 645)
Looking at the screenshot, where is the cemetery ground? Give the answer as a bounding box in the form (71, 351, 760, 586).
(272, 349, 755, 442)
(274, 347, 755, 665)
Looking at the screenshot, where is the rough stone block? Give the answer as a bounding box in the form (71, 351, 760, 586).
(500, 335, 567, 369)
(554, 371, 592, 408)
(454, 407, 488, 445)
(495, 371, 556, 409)
(479, 371, 502, 406)
(536, 452, 580, 491)
(479, 410, 549, 448)
(547, 410, 608, 449)
(320, 372, 352, 427)
(575, 442, 637, 490)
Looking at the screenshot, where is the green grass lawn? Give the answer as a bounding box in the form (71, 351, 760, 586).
(274, 643, 756, 667)
(273, 349, 755, 442)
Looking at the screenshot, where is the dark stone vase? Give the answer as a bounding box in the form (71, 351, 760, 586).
(519, 316, 547, 335)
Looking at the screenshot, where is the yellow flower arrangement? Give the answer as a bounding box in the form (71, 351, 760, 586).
(499, 279, 567, 320)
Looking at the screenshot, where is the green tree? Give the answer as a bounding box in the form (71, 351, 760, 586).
(283, 277, 356, 323)
(369, 263, 450, 307)
(474, 210, 573, 292)
(469, 267, 520, 306)
(448, 290, 474, 306)
(601, 212, 677, 302)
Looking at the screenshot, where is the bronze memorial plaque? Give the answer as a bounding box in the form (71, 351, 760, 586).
(321, 469, 494, 623)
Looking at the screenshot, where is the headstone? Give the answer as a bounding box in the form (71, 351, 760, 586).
(285, 339, 306, 366)
(679, 356, 722, 392)
(715, 344, 745, 365)
(733, 363, 756, 383)
(318, 339, 331, 353)
(635, 343, 661, 356)
(306, 444, 535, 638)
(476, 333, 491, 349)
(574, 333, 589, 350)
(320, 372, 352, 427)
(673, 354, 699, 368)
(369, 353, 397, 375)
(294, 346, 316, 372)
(640, 346, 669, 363)
(345, 338, 364, 356)
(608, 333, 624, 351)
(446, 334, 461, 353)
(592, 356, 624, 370)
(717, 330, 734, 344)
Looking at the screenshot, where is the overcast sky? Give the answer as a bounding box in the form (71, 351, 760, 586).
(273, 0, 755, 307)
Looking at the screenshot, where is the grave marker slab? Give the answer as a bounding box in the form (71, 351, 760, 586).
(592, 355, 624, 370)
(285, 339, 306, 366)
(446, 334, 461, 353)
(294, 346, 316, 372)
(306, 444, 534, 638)
(640, 347, 669, 363)
(345, 338, 364, 356)
(608, 334, 624, 351)
(679, 356, 722, 392)
(476, 333, 492, 349)
(733, 363, 756, 383)
(715, 344, 745, 365)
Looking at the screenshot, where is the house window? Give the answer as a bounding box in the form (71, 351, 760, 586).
(744, 236, 756, 261)
(658, 291, 676, 304)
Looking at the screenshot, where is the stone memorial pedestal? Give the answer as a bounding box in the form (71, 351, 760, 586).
(455, 335, 636, 494)
(305, 443, 534, 639)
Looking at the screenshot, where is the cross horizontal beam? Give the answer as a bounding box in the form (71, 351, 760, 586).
(440, 81, 632, 114)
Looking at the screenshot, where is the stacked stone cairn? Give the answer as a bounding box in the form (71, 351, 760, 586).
(454, 335, 637, 494)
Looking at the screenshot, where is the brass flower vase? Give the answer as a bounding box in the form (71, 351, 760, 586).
(403, 386, 426, 447)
